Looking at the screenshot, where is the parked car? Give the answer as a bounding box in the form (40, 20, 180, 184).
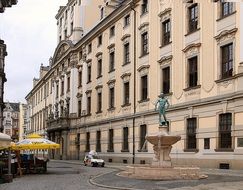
(83, 154, 105, 167)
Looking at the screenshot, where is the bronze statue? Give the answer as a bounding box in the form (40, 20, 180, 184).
(155, 93, 170, 126)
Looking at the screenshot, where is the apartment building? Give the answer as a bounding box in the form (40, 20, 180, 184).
(3, 102, 20, 141)
(26, 0, 243, 169)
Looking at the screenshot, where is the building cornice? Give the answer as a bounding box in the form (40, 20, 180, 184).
(55, 0, 75, 19)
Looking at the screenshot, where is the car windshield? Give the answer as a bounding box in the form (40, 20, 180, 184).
(92, 155, 100, 159)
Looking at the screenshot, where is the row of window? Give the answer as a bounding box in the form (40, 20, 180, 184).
(82, 75, 148, 116)
(56, 76, 71, 98)
(92, 2, 234, 55)
(82, 42, 233, 114)
(100, 0, 147, 20)
(85, 127, 129, 152)
(87, 31, 147, 70)
(84, 113, 233, 153)
(186, 113, 232, 150)
(32, 82, 51, 107)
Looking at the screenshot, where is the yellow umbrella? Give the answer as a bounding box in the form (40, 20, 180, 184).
(11, 134, 60, 150)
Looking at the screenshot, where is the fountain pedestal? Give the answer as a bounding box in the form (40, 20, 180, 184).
(119, 125, 207, 180)
(146, 126, 181, 168)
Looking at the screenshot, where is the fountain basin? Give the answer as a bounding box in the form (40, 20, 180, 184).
(146, 132, 181, 146)
(119, 165, 206, 180)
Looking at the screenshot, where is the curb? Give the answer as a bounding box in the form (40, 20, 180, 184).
(51, 160, 141, 190)
(89, 171, 142, 190)
(50, 160, 127, 170)
(50, 160, 81, 166)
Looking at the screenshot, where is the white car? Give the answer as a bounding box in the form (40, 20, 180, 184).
(83, 154, 105, 167)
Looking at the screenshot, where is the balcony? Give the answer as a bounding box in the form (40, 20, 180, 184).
(46, 117, 70, 132)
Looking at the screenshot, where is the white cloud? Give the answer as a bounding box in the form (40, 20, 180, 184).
(0, 0, 67, 102)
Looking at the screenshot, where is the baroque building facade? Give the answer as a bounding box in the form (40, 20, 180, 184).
(26, 0, 243, 169)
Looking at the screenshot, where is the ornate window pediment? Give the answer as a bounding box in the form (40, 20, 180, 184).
(138, 22, 149, 34)
(107, 79, 116, 88)
(96, 52, 103, 59)
(137, 65, 150, 76)
(76, 92, 82, 98)
(53, 40, 74, 64)
(158, 8, 171, 22)
(121, 73, 131, 83)
(214, 28, 237, 44)
(107, 43, 115, 53)
(183, 43, 201, 58)
(121, 34, 131, 44)
(85, 90, 92, 97)
(158, 55, 173, 67)
(95, 85, 103, 93)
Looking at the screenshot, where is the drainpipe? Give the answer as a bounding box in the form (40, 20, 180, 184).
(131, 0, 137, 165)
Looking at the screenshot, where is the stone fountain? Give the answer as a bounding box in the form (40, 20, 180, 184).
(119, 93, 206, 180)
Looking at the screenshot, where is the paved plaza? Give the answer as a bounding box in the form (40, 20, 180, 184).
(1, 160, 243, 190)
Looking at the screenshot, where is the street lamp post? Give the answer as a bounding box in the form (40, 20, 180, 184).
(131, 0, 137, 165)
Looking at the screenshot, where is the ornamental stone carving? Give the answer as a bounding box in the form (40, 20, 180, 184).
(56, 44, 68, 61)
(121, 73, 131, 83)
(107, 79, 116, 88)
(138, 22, 149, 34)
(137, 65, 150, 76)
(158, 55, 172, 67)
(121, 34, 131, 44)
(158, 8, 171, 22)
(214, 28, 238, 44)
(70, 53, 78, 68)
(182, 43, 201, 58)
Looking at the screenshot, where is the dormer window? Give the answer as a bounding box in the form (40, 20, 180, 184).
(100, 7, 104, 19)
(98, 35, 102, 46)
(110, 26, 115, 37)
(71, 22, 73, 34)
(65, 10, 68, 20)
(88, 43, 92, 54)
(124, 14, 130, 27)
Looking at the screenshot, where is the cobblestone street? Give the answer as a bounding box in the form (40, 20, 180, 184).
(0, 161, 116, 190)
(1, 160, 243, 190)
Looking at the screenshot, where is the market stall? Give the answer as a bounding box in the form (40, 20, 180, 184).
(0, 133, 12, 183)
(11, 134, 60, 174)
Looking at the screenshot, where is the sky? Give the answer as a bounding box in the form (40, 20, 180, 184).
(0, 0, 67, 103)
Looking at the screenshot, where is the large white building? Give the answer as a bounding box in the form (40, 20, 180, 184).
(26, 0, 243, 169)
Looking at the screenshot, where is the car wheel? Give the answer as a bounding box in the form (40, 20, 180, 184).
(101, 163, 105, 167)
(91, 163, 94, 167)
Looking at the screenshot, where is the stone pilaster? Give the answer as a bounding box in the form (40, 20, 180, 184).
(62, 130, 69, 160)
